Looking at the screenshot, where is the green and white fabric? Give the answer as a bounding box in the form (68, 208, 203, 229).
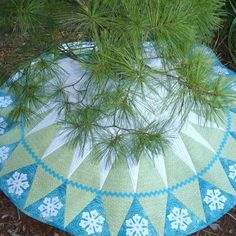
(0, 44, 236, 236)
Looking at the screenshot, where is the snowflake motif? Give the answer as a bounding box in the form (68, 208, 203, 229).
(38, 196, 63, 218)
(203, 189, 227, 210)
(7, 171, 30, 196)
(213, 66, 229, 75)
(0, 96, 13, 108)
(0, 146, 10, 163)
(0, 117, 8, 135)
(167, 207, 192, 231)
(125, 214, 149, 236)
(79, 210, 105, 235)
(228, 164, 236, 180)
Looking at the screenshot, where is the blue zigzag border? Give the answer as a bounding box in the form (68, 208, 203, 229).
(20, 110, 232, 198)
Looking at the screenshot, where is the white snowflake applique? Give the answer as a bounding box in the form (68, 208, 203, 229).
(167, 207, 192, 231)
(7, 171, 30, 196)
(79, 210, 105, 235)
(38, 196, 63, 218)
(213, 66, 229, 75)
(126, 214, 149, 236)
(0, 96, 13, 108)
(0, 117, 8, 135)
(0, 146, 10, 163)
(229, 164, 236, 181)
(204, 189, 227, 210)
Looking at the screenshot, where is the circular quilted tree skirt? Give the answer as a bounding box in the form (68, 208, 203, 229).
(1, 43, 236, 236)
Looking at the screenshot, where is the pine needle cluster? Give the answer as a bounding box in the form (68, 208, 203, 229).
(1, 0, 236, 167)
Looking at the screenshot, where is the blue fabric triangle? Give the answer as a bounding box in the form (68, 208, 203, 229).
(194, 45, 217, 60)
(118, 198, 159, 236)
(230, 108, 236, 114)
(25, 183, 66, 227)
(0, 142, 20, 170)
(0, 163, 37, 208)
(66, 195, 110, 236)
(212, 61, 235, 77)
(198, 178, 236, 223)
(220, 157, 236, 191)
(230, 132, 236, 140)
(164, 193, 205, 236)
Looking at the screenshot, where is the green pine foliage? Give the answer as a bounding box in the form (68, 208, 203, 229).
(1, 0, 236, 167)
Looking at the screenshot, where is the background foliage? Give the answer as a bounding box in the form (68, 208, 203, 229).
(213, 0, 236, 66)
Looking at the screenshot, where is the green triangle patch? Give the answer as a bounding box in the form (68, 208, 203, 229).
(24, 166, 62, 208)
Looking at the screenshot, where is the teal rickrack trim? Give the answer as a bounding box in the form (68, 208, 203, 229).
(20, 112, 231, 198)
